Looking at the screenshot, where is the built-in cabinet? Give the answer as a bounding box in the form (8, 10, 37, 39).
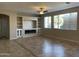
(17, 16, 39, 38)
(17, 17, 23, 38)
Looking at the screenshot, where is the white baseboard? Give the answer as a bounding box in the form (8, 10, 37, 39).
(10, 37, 17, 40)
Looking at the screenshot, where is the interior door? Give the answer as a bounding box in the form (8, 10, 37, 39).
(0, 14, 9, 39)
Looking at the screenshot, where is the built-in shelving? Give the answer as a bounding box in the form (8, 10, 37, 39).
(17, 17, 23, 38)
(17, 17, 23, 29)
(16, 16, 39, 38)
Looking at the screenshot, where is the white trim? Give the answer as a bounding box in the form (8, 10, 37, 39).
(10, 38, 17, 40)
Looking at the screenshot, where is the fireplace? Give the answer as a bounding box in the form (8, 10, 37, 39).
(25, 30, 36, 34)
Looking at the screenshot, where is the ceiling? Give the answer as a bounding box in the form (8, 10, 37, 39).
(0, 2, 79, 16)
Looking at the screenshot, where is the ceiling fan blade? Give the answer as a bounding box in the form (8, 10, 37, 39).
(36, 8, 48, 15)
(44, 10, 48, 12)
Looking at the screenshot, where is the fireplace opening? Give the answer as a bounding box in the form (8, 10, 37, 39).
(25, 30, 36, 34)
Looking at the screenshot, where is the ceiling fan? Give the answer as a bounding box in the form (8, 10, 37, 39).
(37, 8, 48, 15)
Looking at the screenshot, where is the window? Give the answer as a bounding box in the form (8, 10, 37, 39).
(54, 12, 77, 30)
(44, 16, 51, 28)
(54, 14, 64, 29)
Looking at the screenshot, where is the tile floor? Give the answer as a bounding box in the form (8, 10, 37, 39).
(0, 36, 79, 57)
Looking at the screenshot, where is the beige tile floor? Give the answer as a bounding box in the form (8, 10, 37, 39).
(0, 36, 79, 57)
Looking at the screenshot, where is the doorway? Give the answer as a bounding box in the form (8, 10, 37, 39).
(0, 14, 9, 39)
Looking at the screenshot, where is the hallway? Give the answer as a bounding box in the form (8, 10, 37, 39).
(0, 36, 79, 57)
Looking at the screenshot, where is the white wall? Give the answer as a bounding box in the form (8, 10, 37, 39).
(22, 16, 38, 29)
(9, 14, 17, 40)
(23, 20, 33, 29)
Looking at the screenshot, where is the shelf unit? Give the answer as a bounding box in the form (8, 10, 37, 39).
(16, 16, 39, 38)
(17, 17, 23, 38)
(17, 17, 23, 29)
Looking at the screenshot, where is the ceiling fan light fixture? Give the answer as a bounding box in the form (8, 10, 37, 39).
(38, 8, 48, 15)
(39, 11, 44, 14)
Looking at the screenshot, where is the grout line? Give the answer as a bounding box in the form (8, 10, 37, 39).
(14, 40, 37, 57)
